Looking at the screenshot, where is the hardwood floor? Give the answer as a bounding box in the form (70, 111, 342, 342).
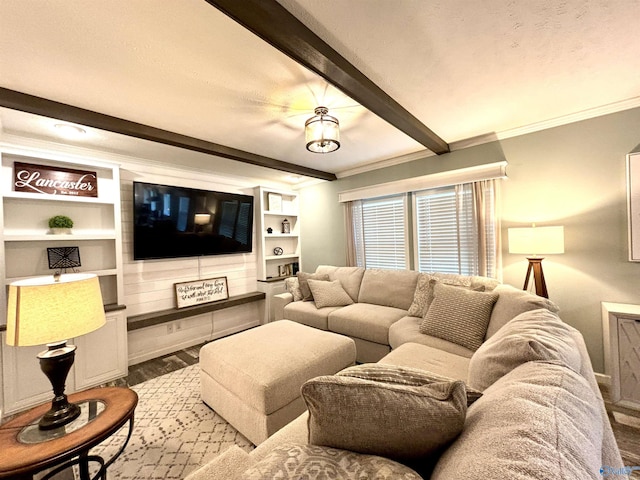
(127, 344, 640, 476)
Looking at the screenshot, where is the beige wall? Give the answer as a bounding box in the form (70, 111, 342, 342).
(299, 106, 640, 374)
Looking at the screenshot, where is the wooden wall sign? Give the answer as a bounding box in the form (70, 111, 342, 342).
(175, 277, 229, 308)
(13, 162, 98, 197)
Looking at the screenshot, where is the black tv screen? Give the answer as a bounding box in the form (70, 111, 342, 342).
(133, 181, 254, 260)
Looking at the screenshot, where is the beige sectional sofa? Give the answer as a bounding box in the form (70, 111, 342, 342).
(187, 306, 627, 479)
(273, 265, 538, 364)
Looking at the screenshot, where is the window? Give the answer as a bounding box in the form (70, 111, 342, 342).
(351, 194, 408, 269)
(349, 181, 499, 277)
(414, 184, 477, 275)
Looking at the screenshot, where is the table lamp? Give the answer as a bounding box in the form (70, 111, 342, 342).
(5, 273, 106, 430)
(508, 225, 564, 298)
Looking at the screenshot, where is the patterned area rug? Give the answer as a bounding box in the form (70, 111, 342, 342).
(88, 364, 253, 479)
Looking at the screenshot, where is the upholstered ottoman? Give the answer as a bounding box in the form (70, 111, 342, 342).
(199, 320, 356, 445)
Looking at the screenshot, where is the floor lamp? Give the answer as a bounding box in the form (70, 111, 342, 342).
(508, 225, 564, 299)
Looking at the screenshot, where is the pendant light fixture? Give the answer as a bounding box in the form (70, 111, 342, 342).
(305, 106, 340, 153)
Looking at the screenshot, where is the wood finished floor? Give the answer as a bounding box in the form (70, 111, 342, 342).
(127, 343, 640, 474)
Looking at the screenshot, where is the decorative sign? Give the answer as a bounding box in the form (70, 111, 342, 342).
(175, 277, 229, 308)
(47, 246, 81, 270)
(13, 162, 98, 197)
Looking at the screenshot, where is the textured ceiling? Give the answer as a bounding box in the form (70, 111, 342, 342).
(1, 0, 639, 184)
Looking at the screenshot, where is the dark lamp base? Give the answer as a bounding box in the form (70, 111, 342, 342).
(37, 341, 80, 430)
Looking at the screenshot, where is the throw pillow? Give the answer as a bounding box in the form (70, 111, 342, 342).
(244, 443, 423, 479)
(307, 279, 354, 309)
(420, 282, 498, 351)
(407, 274, 435, 317)
(283, 276, 303, 302)
(297, 271, 330, 301)
(301, 372, 467, 461)
(338, 363, 482, 406)
(467, 308, 583, 391)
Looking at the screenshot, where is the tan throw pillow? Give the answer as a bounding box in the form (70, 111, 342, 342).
(420, 282, 498, 351)
(301, 372, 467, 461)
(338, 363, 482, 407)
(467, 308, 582, 391)
(307, 279, 354, 309)
(407, 274, 435, 317)
(283, 276, 303, 302)
(244, 443, 423, 480)
(297, 272, 330, 301)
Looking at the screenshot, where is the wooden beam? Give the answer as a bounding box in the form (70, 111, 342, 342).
(206, 0, 450, 155)
(0, 88, 338, 182)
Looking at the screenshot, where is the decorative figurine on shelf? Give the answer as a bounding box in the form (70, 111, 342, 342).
(267, 227, 273, 234)
(273, 247, 284, 256)
(282, 218, 290, 234)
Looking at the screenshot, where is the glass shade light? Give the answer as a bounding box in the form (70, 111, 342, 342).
(194, 213, 211, 225)
(305, 106, 340, 153)
(5, 273, 106, 430)
(508, 225, 565, 256)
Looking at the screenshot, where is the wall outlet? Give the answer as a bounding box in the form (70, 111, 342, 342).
(167, 324, 174, 335)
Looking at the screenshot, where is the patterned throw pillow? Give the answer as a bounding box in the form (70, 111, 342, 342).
(408, 276, 487, 318)
(307, 279, 354, 309)
(244, 443, 422, 479)
(338, 363, 482, 407)
(407, 274, 435, 317)
(297, 272, 330, 301)
(301, 370, 467, 461)
(420, 282, 498, 351)
(283, 276, 303, 302)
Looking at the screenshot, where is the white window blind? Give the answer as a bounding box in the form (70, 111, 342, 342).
(414, 184, 478, 275)
(352, 195, 407, 270)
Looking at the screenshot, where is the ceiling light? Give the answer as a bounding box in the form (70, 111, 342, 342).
(54, 123, 87, 138)
(305, 106, 340, 154)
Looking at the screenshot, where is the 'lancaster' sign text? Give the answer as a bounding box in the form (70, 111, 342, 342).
(14, 162, 98, 197)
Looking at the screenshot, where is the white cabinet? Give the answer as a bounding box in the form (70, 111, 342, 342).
(602, 302, 640, 410)
(0, 149, 128, 415)
(255, 187, 300, 281)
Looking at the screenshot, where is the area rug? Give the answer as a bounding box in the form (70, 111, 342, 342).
(87, 364, 253, 479)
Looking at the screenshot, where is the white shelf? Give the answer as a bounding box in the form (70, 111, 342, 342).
(265, 254, 299, 261)
(264, 210, 298, 217)
(265, 233, 299, 238)
(2, 191, 114, 205)
(3, 230, 117, 241)
(6, 269, 118, 283)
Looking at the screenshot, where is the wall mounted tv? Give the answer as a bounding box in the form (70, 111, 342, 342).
(133, 181, 254, 260)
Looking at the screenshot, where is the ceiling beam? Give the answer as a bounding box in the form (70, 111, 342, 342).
(206, 0, 450, 155)
(0, 88, 338, 182)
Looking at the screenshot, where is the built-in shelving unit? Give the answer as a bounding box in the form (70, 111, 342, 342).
(255, 186, 300, 322)
(0, 148, 128, 415)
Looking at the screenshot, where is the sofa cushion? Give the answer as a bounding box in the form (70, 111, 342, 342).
(431, 361, 603, 480)
(308, 279, 354, 309)
(389, 316, 475, 358)
(283, 276, 303, 302)
(421, 282, 499, 351)
(328, 303, 407, 344)
(338, 363, 482, 406)
(486, 284, 560, 339)
(379, 342, 471, 382)
(283, 300, 339, 330)
(357, 268, 419, 310)
(316, 265, 366, 302)
(297, 272, 330, 301)
(467, 308, 582, 391)
(301, 372, 467, 462)
(244, 443, 423, 480)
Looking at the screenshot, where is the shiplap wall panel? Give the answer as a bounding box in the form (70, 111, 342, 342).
(119, 173, 259, 317)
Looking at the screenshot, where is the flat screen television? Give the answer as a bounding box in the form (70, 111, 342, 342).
(133, 181, 254, 260)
